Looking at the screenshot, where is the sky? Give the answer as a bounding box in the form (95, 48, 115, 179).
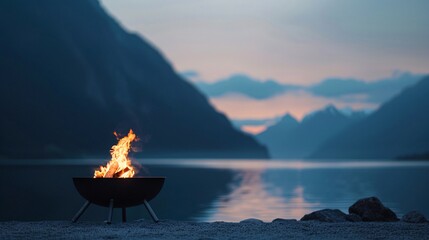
(101, 0, 429, 133)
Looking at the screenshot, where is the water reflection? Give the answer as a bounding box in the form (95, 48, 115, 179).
(198, 170, 319, 222)
(1, 159, 429, 222)
(191, 160, 429, 221)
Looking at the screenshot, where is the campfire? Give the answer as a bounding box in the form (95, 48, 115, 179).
(94, 129, 137, 178)
(71, 129, 165, 224)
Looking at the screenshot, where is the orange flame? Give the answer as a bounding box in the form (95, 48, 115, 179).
(94, 129, 137, 178)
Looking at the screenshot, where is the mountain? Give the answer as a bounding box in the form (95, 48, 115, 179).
(310, 76, 429, 159)
(257, 114, 299, 143)
(256, 105, 366, 159)
(194, 74, 300, 99)
(0, 0, 268, 159)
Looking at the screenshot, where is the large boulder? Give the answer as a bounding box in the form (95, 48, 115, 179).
(349, 197, 398, 222)
(300, 209, 348, 222)
(402, 211, 428, 223)
(345, 213, 362, 222)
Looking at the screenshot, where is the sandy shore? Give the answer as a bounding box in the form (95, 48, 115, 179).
(1, 220, 428, 239)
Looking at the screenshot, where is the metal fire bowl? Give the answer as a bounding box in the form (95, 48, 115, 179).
(73, 177, 165, 208)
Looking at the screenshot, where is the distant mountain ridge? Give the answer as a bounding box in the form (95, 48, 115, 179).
(311, 76, 429, 159)
(256, 105, 367, 158)
(0, 0, 268, 159)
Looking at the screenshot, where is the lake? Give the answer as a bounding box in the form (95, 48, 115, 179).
(1, 159, 428, 222)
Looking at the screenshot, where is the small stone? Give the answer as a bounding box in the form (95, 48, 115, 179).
(272, 218, 297, 223)
(300, 209, 348, 222)
(349, 197, 398, 222)
(346, 213, 362, 222)
(402, 211, 428, 223)
(240, 218, 264, 224)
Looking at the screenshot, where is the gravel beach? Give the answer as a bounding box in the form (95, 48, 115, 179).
(1, 220, 428, 240)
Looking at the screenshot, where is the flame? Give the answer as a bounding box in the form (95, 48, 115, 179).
(94, 129, 137, 178)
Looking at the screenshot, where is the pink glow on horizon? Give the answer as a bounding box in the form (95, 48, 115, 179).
(241, 125, 267, 135)
(210, 91, 378, 121)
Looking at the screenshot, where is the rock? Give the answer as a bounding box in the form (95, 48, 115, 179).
(272, 218, 297, 223)
(349, 197, 398, 222)
(300, 209, 348, 222)
(346, 213, 362, 222)
(240, 218, 264, 224)
(402, 211, 428, 223)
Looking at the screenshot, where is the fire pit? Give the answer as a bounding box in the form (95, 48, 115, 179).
(71, 129, 165, 224)
(72, 177, 164, 223)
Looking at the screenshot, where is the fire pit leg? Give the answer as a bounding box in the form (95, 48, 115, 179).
(122, 208, 127, 223)
(143, 199, 159, 223)
(71, 201, 91, 223)
(106, 198, 114, 224)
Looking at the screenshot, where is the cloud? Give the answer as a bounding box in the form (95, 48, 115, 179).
(192, 71, 425, 104)
(309, 71, 423, 103)
(194, 74, 300, 99)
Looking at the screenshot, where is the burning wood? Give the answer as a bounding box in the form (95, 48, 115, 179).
(113, 167, 130, 178)
(103, 161, 119, 178)
(94, 129, 137, 178)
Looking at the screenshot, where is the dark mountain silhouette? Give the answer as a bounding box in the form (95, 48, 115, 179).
(256, 105, 366, 158)
(0, 0, 268, 159)
(310, 76, 429, 159)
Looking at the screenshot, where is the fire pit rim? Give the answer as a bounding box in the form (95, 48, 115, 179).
(73, 176, 166, 179)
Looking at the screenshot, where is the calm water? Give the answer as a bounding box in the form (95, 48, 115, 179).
(1, 159, 428, 222)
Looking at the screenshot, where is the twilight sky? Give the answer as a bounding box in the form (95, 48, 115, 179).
(100, 0, 429, 133)
(101, 0, 429, 84)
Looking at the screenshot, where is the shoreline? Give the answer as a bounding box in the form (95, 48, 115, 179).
(1, 220, 428, 239)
